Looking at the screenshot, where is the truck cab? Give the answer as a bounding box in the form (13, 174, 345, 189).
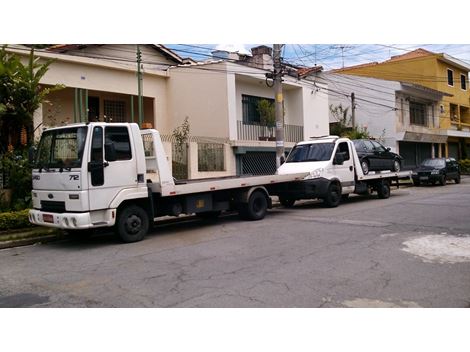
(29, 123, 148, 231)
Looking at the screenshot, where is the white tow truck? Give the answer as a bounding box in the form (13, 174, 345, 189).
(29, 122, 307, 242)
(276, 136, 412, 207)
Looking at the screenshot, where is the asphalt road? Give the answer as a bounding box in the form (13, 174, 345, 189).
(1, 178, 470, 307)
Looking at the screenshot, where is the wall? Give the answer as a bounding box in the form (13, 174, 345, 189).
(166, 63, 230, 138)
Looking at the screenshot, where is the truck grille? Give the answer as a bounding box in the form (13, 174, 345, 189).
(41, 201, 66, 213)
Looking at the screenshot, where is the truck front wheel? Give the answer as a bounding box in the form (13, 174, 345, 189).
(323, 182, 341, 208)
(239, 190, 268, 220)
(115, 205, 149, 243)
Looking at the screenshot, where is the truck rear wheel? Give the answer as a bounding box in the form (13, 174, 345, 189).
(323, 183, 341, 208)
(115, 205, 149, 243)
(239, 190, 268, 220)
(377, 181, 390, 199)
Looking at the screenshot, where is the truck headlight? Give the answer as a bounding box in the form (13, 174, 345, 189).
(305, 168, 324, 179)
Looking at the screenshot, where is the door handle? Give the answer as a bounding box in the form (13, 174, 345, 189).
(349, 166, 353, 172)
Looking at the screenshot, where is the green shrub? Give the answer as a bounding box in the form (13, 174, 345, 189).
(458, 159, 470, 174)
(0, 209, 32, 231)
(1, 149, 32, 210)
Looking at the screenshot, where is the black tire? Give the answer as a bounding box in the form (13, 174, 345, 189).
(361, 159, 370, 175)
(455, 174, 461, 184)
(115, 205, 149, 243)
(439, 175, 446, 186)
(377, 181, 391, 199)
(323, 182, 341, 208)
(279, 197, 295, 208)
(413, 179, 420, 187)
(239, 190, 268, 220)
(393, 159, 401, 172)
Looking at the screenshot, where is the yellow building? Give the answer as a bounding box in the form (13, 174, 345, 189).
(335, 49, 470, 159)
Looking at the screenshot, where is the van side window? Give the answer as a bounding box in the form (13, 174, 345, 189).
(105, 126, 132, 161)
(337, 142, 350, 161)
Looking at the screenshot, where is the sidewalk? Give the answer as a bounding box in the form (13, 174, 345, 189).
(0, 227, 64, 250)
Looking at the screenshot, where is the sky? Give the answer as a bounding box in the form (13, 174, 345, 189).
(166, 44, 470, 71)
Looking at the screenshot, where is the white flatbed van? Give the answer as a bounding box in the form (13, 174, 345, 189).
(276, 136, 411, 207)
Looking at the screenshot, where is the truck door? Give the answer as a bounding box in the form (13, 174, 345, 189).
(333, 141, 355, 193)
(88, 125, 138, 211)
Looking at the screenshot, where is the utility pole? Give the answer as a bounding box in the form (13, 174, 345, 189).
(137, 45, 143, 128)
(351, 92, 356, 128)
(273, 44, 285, 168)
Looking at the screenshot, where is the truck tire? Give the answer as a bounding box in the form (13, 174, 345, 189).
(279, 197, 295, 208)
(377, 181, 390, 199)
(323, 182, 341, 208)
(115, 205, 149, 243)
(239, 190, 268, 220)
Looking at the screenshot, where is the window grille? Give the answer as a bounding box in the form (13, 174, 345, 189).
(104, 100, 126, 122)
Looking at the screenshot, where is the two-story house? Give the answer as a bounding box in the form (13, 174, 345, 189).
(333, 48, 470, 160)
(315, 72, 450, 168)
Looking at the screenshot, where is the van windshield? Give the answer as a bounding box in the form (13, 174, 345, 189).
(34, 127, 88, 170)
(286, 143, 335, 162)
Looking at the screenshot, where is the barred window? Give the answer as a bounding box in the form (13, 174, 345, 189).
(104, 100, 126, 122)
(242, 95, 274, 125)
(198, 143, 225, 172)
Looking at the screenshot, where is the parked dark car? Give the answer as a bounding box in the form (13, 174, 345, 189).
(352, 139, 403, 175)
(412, 158, 461, 186)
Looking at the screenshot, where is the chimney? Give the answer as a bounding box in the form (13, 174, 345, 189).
(246, 45, 273, 70)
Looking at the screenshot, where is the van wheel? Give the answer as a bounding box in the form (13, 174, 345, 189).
(377, 181, 390, 199)
(323, 183, 341, 208)
(239, 191, 268, 220)
(361, 159, 369, 175)
(279, 197, 295, 208)
(115, 205, 149, 243)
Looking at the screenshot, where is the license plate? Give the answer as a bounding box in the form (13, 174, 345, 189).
(43, 214, 54, 223)
(420, 176, 428, 180)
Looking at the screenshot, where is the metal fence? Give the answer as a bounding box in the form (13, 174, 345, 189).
(238, 152, 277, 175)
(237, 121, 304, 142)
(198, 143, 225, 172)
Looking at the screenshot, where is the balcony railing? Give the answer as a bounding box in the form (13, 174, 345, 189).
(237, 121, 304, 142)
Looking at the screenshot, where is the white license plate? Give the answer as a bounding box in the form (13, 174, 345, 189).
(420, 176, 428, 180)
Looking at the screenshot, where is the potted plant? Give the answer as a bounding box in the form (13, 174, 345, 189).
(257, 99, 276, 141)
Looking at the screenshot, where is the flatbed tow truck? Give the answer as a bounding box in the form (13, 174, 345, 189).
(29, 122, 307, 242)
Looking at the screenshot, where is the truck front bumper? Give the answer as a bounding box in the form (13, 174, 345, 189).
(276, 177, 331, 200)
(29, 209, 116, 230)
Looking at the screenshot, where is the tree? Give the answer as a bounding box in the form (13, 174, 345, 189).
(329, 103, 370, 139)
(0, 46, 63, 149)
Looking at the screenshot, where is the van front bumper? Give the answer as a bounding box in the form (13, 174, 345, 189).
(29, 209, 116, 230)
(276, 177, 331, 200)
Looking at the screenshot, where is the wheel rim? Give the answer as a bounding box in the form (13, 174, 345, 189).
(125, 214, 142, 234)
(394, 160, 400, 172)
(361, 161, 369, 174)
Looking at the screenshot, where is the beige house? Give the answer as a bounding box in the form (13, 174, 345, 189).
(6, 44, 329, 178)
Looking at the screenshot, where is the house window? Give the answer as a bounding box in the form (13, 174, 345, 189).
(104, 100, 126, 122)
(447, 69, 454, 86)
(461, 74, 467, 90)
(410, 101, 427, 126)
(242, 94, 274, 125)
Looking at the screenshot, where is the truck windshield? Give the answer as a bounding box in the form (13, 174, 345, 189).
(34, 127, 88, 169)
(286, 143, 335, 162)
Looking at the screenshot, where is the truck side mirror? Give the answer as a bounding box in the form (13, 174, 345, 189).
(333, 152, 345, 165)
(105, 142, 117, 162)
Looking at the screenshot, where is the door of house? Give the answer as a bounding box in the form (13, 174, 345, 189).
(88, 96, 100, 122)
